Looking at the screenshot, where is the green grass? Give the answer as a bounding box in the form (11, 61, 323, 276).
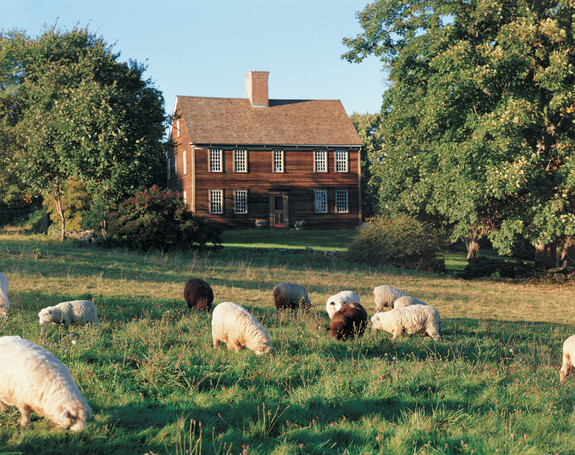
(0, 232, 574, 454)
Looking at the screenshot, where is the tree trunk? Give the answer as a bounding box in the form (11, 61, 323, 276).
(40, 204, 50, 234)
(53, 188, 66, 241)
(534, 242, 557, 268)
(466, 239, 480, 260)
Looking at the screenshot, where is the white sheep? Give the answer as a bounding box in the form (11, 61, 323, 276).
(38, 300, 99, 326)
(373, 285, 408, 312)
(272, 282, 311, 311)
(560, 334, 575, 384)
(0, 272, 14, 318)
(393, 295, 428, 309)
(212, 302, 272, 355)
(0, 335, 92, 430)
(371, 304, 441, 341)
(326, 290, 360, 319)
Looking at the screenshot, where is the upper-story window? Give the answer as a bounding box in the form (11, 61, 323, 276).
(176, 119, 180, 138)
(209, 149, 223, 172)
(183, 190, 187, 204)
(315, 190, 327, 213)
(335, 150, 348, 172)
(335, 189, 349, 213)
(174, 152, 178, 176)
(183, 150, 187, 175)
(209, 190, 223, 214)
(234, 149, 248, 173)
(234, 190, 248, 214)
(273, 149, 284, 173)
(314, 150, 327, 172)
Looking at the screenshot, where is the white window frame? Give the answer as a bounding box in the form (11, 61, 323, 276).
(273, 149, 284, 173)
(314, 150, 327, 172)
(315, 190, 328, 214)
(176, 119, 180, 138)
(234, 149, 248, 173)
(209, 149, 223, 173)
(335, 189, 349, 213)
(209, 190, 223, 214)
(183, 150, 187, 175)
(234, 190, 248, 214)
(174, 151, 178, 175)
(167, 155, 171, 180)
(335, 150, 348, 172)
(183, 190, 187, 204)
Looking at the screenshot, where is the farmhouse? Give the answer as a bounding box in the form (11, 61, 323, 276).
(168, 71, 362, 229)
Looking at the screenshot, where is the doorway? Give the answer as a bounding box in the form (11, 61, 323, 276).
(271, 195, 288, 228)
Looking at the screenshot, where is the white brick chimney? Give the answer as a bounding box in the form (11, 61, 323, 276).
(245, 71, 269, 107)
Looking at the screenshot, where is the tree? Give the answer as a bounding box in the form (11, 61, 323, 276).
(0, 26, 168, 239)
(343, 0, 575, 266)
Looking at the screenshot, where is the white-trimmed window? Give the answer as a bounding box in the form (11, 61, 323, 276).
(183, 190, 187, 204)
(335, 150, 348, 172)
(174, 152, 178, 175)
(209, 190, 223, 214)
(234, 190, 248, 214)
(176, 119, 180, 138)
(315, 190, 328, 213)
(209, 149, 223, 172)
(234, 149, 248, 173)
(273, 149, 284, 173)
(335, 189, 349, 213)
(167, 155, 171, 180)
(183, 150, 187, 175)
(314, 150, 327, 172)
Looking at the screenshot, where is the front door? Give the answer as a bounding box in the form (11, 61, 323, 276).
(272, 195, 288, 228)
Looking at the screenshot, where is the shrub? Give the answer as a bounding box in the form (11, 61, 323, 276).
(105, 185, 222, 251)
(344, 213, 446, 272)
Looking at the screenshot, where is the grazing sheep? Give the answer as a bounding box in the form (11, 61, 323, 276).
(212, 302, 272, 355)
(560, 334, 575, 384)
(393, 296, 428, 309)
(38, 300, 98, 326)
(0, 336, 92, 430)
(329, 302, 368, 341)
(0, 272, 14, 318)
(326, 290, 360, 319)
(373, 285, 408, 312)
(371, 304, 441, 341)
(272, 282, 311, 311)
(184, 278, 214, 311)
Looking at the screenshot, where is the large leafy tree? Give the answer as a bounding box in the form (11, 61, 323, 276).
(0, 26, 168, 239)
(343, 0, 575, 265)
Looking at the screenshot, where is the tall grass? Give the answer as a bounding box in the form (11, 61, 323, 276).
(0, 232, 574, 454)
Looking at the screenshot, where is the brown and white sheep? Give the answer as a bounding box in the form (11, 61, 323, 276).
(272, 282, 311, 311)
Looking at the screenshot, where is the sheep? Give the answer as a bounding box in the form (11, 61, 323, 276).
(212, 302, 272, 355)
(184, 278, 214, 311)
(560, 334, 575, 384)
(371, 304, 441, 341)
(0, 272, 14, 318)
(329, 302, 368, 341)
(38, 300, 99, 326)
(326, 290, 360, 319)
(373, 285, 408, 312)
(272, 282, 311, 311)
(393, 295, 428, 309)
(0, 335, 92, 430)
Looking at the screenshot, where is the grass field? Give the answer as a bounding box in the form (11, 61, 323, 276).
(0, 231, 574, 454)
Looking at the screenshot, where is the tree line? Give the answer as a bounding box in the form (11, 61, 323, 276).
(347, 0, 575, 267)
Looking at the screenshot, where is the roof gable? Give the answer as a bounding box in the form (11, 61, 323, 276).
(176, 96, 361, 147)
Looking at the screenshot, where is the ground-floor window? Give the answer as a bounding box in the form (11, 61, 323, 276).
(314, 190, 327, 213)
(234, 190, 248, 214)
(335, 189, 349, 213)
(209, 190, 223, 214)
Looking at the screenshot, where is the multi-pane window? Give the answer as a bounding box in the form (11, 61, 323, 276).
(314, 150, 327, 172)
(209, 149, 223, 172)
(335, 150, 348, 172)
(234, 190, 248, 214)
(167, 155, 171, 180)
(183, 150, 187, 175)
(176, 119, 180, 138)
(174, 152, 178, 175)
(183, 190, 187, 204)
(315, 190, 328, 213)
(209, 190, 223, 214)
(335, 189, 349, 213)
(273, 149, 284, 173)
(234, 149, 247, 173)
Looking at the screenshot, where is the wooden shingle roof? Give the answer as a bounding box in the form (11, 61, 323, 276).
(176, 96, 361, 147)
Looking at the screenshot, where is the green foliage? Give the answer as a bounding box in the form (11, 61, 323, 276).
(105, 185, 222, 251)
(345, 213, 446, 272)
(0, 25, 169, 239)
(343, 0, 575, 258)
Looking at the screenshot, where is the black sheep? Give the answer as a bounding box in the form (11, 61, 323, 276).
(184, 278, 214, 311)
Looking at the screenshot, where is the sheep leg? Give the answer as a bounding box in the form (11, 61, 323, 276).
(560, 353, 573, 384)
(228, 342, 242, 352)
(212, 337, 220, 349)
(17, 405, 32, 428)
(0, 401, 9, 413)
